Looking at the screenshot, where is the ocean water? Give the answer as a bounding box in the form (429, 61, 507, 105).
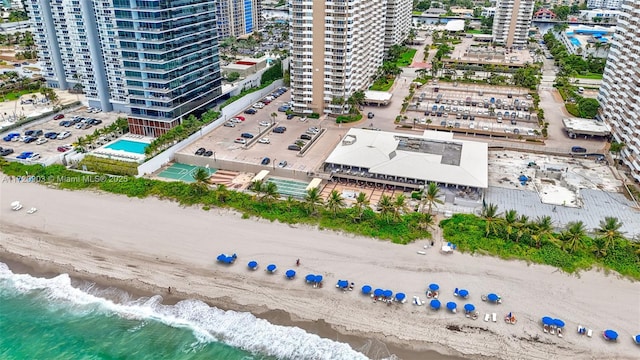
(0, 262, 371, 360)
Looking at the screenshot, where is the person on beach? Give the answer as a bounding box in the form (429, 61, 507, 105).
(296, 259, 300, 266)
(168, 286, 172, 294)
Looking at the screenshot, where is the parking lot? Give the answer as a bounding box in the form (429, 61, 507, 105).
(181, 88, 345, 175)
(0, 107, 121, 163)
(407, 81, 540, 136)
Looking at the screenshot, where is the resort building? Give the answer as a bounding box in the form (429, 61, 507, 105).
(384, 0, 412, 53)
(555, 25, 613, 58)
(289, 0, 409, 115)
(533, 8, 557, 20)
(25, 0, 223, 137)
(481, 7, 497, 17)
(492, 0, 536, 48)
(216, 0, 263, 39)
(323, 129, 488, 192)
(598, 0, 640, 181)
(587, 0, 622, 10)
(579, 8, 623, 22)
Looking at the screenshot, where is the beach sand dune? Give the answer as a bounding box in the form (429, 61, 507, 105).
(1, 182, 639, 360)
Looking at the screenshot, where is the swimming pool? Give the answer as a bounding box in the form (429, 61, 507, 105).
(104, 140, 149, 154)
(570, 37, 581, 46)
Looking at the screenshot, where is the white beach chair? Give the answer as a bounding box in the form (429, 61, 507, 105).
(416, 296, 423, 306)
(492, 313, 497, 322)
(13, 204, 23, 211)
(587, 329, 593, 337)
(484, 313, 490, 322)
(558, 328, 563, 338)
(27, 207, 37, 214)
(417, 251, 426, 255)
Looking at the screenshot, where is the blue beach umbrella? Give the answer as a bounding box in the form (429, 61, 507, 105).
(395, 293, 406, 302)
(464, 304, 475, 312)
(383, 290, 393, 298)
(487, 293, 499, 302)
(285, 270, 296, 278)
(217, 254, 226, 262)
(634, 334, 640, 344)
(446, 301, 457, 311)
(604, 330, 618, 340)
(429, 283, 440, 291)
(430, 299, 441, 309)
(247, 261, 258, 269)
(266, 264, 276, 272)
(314, 275, 323, 283)
(553, 319, 565, 328)
(374, 288, 384, 297)
(305, 274, 315, 283)
(458, 289, 469, 298)
(361, 285, 372, 295)
(542, 317, 554, 325)
(337, 280, 349, 288)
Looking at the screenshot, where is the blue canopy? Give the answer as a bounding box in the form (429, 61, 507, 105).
(305, 274, 315, 282)
(429, 283, 439, 291)
(337, 280, 349, 288)
(395, 293, 406, 301)
(464, 303, 475, 312)
(247, 261, 258, 269)
(604, 330, 618, 340)
(217, 254, 225, 262)
(446, 301, 457, 310)
(383, 290, 393, 298)
(313, 275, 323, 283)
(374, 288, 384, 297)
(553, 319, 565, 328)
(519, 175, 528, 182)
(635, 334, 640, 343)
(430, 299, 441, 309)
(361, 285, 372, 295)
(487, 293, 499, 302)
(458, 289, 469, 298)
(266, 264, 276, 272)
(542, 316, 554, 325)
(285, 270, 296, 278)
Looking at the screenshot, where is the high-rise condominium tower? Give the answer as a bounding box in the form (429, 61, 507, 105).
(25, 0, 222, 137)
(290, 0, 405, 115)
(492, 0, 535, 48)
(216, 0, 263, 39)
(598, 0, 640, 181)
(384, 0, 412, 53)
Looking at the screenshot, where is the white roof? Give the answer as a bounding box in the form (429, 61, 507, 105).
(325, 129, 488, 188)
(445, 20, 465, 32)
(364, 90, 392, 102)
(562, 118, 610, 136)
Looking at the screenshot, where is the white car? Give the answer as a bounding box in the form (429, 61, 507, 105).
(223, 121, 236, 127)
(27, 153, 41, 161)
(258, 137, 270, 144)
(259, 121, 271, 127)
(57, 131, 71, 140)
(234, 138, 246, 144)
(253, 102, 265, 109)
(35, 138, 48, 145)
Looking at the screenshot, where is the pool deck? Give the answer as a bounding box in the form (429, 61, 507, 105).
(90, 134, 152, 163)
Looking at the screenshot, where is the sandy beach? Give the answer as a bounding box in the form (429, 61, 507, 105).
(1, 182, 639, 360)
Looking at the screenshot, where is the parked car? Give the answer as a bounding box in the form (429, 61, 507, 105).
(53, 114, 65, 120)
(3, 132, 20, 141)
(244, 108, 257, 114)
(261, 157, 271, 165)
(287, 144, 301, 151)
(195, 147, 206, 155)
(27, 153, 41, 161)
(278, 160, 288, 168)
(16, 151, 33, 159)
(232, 116, 245, 122)
(35, 138, 48, 145)
(240, 132, 254, 139)
(273, 126, 287, 133)
(259, 121, 271, 127)
(258, 137, 270, 144)
(204, 150, 213, 157)
(0, 148, 14, 156)
(59, 120, 71, 127)
(278, 105, 290, 112)
(57, 131, 72, 140)
(286, 114, 295, 120)
(300, 134, 312, 140)
(25, 130, 43, 137)
(571, 146, 587, 153)
(234, 138, 247, 144)
(223, 121, 236, 127)
(90, 119, 102, 125)
(57, 145, 72, 152)
(24, 136, 38, 143)
(235, 116, 246, 121)
(367, 112, 374, 119)
(44, 132, 58, 139)
(253, 102, 265, 109)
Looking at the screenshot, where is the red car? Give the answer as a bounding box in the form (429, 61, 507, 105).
(53, 114, 65, 120)
(57, 145, 71, 152)
(235, 115, 245, 121)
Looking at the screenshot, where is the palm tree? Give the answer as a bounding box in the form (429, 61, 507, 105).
(421, 182, 443, 214)
(503, 209, 518, 241)
(531, 216, 557, 248)
(392, 194, 409, 220)
(594, 217, 624, 251)
(377, 195, 394, 223)
(192, 167, 210, 194)
(251, 179, 265, 198)
(560, 221, 587, 253)
(270, 112, 277, 124)
(609, 141, 625, 167)
(352, 192, 369, 221)
(514, 214, 530, 243)
(261, 181, 279, 204)
(480, 203, 502, 237)
(326, 190, 345, 217)
(347, 90, 365, 114)
(304, 187, 324, 215)
(417, 212, 435, 232)
(214, 184, 229, 203)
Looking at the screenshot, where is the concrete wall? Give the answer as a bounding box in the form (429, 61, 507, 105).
(136, 80, 284, 176)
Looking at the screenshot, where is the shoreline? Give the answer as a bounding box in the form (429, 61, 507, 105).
(1, 182, 638, 360)
(0, 248, 466, 360)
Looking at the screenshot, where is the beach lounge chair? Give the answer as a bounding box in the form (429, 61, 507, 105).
(471, 311, 479, 320)
(557, 328, 563, 338)
(543, 325, 549, 333)
(577, 325, 586, 335)
(27, 207, 37, 214)
(492, 313, 497, 322)
(484, 313, 490, 322)
(417, 251, 426, 255)
(587, 329, 592, 337)
(550, 327, 556, 335)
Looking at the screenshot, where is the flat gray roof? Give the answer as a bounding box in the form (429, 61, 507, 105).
(562, 118, 610, 136)
(325, 129, 488, 188)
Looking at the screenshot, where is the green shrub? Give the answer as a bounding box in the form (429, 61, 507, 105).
(79, 155, 139, 176)
(335, 113, 363, 123)
(565, 103, 580, 117)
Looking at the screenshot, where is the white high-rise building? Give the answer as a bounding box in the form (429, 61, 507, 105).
(587, 0, 622, 10)
(598, 0, 640, 181)
(492, 0, 535, 48)
(216, 0, 263, 39)
(384, 0, 412, 52)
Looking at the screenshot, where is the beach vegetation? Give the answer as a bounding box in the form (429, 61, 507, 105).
(144, 110, 220, 158)
(441, 204, 640, 279)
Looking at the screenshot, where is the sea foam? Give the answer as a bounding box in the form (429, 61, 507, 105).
(0, 262, 371, 360)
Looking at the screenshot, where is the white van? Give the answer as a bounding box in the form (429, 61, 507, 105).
(578, 87, 584, 94)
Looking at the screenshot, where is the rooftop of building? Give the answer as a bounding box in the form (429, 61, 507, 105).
(324, 129, 488, 188)
(445, 20, 465, 32)
(562, 117, 610, 136)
